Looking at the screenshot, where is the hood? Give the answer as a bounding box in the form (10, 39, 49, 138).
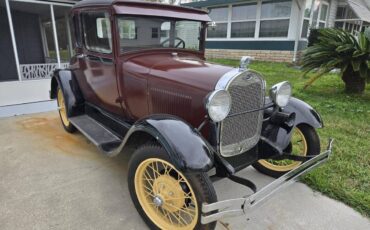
(123, 52, 234, 91)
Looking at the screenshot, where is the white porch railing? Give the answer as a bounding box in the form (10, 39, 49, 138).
(19, 63, 69, 80)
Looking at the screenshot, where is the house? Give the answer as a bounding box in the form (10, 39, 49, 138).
(183, 0, 370, 62)
(0, 0, 369, 110)
(0, 0, 78, 108)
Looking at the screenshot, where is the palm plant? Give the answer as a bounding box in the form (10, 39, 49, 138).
(301, 28, 370, 93)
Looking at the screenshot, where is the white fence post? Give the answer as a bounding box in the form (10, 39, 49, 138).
(50, 4, 61, 68)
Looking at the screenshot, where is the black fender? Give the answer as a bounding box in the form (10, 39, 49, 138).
(50, 69, 84, 117)
(284, 97, 323, 128)
(274, 97, 323, 151)
(107, 115, 214, 172)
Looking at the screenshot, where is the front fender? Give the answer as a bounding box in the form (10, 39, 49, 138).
(260, 97, 323, 157)
(107, 115, 214, 172)
(284, 97, 323, 128)
(275, 97, 323, 150)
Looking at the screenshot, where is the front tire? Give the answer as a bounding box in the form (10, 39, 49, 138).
(253, 124, 320, 178)
(128, 145, 217, 230)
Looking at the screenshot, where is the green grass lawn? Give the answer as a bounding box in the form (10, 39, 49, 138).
(210, 59, 370, 217)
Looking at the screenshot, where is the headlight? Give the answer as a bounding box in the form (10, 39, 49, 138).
(270, 81, 292, 107)
(206, 90, 231, 122)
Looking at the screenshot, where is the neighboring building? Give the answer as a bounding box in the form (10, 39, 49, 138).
(183, 0, 370, 62)
(0, 0, 77, 107)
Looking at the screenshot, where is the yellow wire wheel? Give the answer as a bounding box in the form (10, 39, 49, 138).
(253, 124, 320, 178)
(129, 146, 217, 230)
(258, 127, 308, 172)
(57, 88, 70, 127)
(134, 158, 198, 230)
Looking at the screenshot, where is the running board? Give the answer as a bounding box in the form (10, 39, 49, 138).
(69, 115, 121, 152)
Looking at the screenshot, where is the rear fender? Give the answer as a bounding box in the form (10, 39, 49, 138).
(108, 115, 214, 172)
(50, 69, 84, 117)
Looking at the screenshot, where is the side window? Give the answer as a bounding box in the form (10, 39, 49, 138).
(70, 14, 82, 48)
(82, 11, 112, 54)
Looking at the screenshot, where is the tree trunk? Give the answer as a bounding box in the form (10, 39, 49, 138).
(341, 66, 366, 94)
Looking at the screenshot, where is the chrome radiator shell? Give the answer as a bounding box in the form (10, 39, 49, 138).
(216, 69, 265, 157)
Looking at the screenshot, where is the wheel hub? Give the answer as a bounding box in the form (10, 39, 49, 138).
(152, 196, 164, 207)
(153, 174, 186, 212)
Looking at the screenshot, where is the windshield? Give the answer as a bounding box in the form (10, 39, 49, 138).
(117, 16, 203, 53)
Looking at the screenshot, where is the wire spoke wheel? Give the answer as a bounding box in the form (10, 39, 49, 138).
(135, 158, 198, 230)
(258, 127, 308, 172)
(57, 88, 70, 127)
(253, 124, 320, 178)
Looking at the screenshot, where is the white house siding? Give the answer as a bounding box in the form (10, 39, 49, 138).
(0, 79, 51, 107)
(288, 0, 304, 40)
(328, 0, 339, 27)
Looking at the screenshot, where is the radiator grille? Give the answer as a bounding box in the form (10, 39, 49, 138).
(220, 71, 265, 157)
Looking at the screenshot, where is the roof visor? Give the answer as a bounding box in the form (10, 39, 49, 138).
(113, 4, 211, 22)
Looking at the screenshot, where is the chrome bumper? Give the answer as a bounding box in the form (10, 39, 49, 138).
(201, 139, 334, 224)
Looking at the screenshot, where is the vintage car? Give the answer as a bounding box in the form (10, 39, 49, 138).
(50, 0, 333, 229)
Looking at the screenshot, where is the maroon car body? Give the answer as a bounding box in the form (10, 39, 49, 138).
(70, 0, 224, 128)
(49, 1, 332, 229)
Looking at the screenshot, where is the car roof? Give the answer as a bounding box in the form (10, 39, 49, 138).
(73, 0, 210, 22)
(73, 0, 207, 14)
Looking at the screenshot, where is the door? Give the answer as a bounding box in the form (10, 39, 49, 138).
(76, 10, 122, 115)
(310, 0, 330, 29)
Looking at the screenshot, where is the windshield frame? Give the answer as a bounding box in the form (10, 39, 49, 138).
(115, 15, 207, 55)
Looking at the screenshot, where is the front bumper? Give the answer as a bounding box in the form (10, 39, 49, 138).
(201, 139, 334, 224)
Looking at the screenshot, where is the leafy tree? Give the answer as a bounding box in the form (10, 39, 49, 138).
(302, 28, 370, 93)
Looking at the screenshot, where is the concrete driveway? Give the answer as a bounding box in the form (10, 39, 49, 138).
(1, 112, 369, 230)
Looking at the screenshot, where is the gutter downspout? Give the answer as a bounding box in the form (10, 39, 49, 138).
(293, 0, 302, 63)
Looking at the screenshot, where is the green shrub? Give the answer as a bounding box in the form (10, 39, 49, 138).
(302, 28, 370, 94)
(307, 28, 321, 47)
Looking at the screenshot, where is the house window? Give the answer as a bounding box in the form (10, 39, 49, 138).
(336, 6, 346, 19)
(118, 20, 136, 40)
(317, 2, 329, 28)
(231, 3, 257, 38)
(152, 28, 159, 38)
(207, 6, 228, 38)
(301, 0, 313, 38)
(206, 0, 294, 39)
(259, 0, 291, 37)
(82, 11, 112, 54)
(301, 0, 330, 38)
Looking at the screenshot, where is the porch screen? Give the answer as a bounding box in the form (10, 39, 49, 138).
(0, 7, 18, 82)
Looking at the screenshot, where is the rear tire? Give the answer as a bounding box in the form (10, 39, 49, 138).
(128, 145, 217, 230)
(56, 86, 76, 133)
(253, 124, 320, 178)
